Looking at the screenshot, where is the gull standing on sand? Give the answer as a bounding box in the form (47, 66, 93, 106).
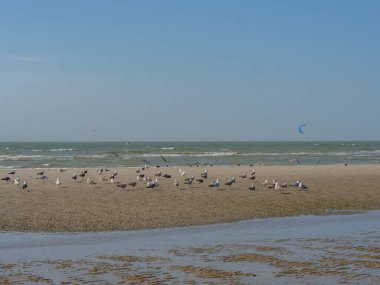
(14, 177, 20, 186)
(22, 181, 28, 190)
(56, 177, 61, 185)
(174, 179, 179, 186)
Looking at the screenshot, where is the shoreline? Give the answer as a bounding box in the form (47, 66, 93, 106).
(1, 164, 380, 232)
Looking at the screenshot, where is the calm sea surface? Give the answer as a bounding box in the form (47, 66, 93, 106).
(0, 141, 380, 168)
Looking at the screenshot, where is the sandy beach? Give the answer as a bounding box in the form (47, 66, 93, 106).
(0, 164, 380, 232)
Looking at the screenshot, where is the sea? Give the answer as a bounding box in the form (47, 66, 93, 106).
(0, 141, 380, 169)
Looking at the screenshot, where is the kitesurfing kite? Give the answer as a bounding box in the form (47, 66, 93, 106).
(298, 123, 306, 134)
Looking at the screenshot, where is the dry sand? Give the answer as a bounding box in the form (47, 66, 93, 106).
(0, 165, 379, 232)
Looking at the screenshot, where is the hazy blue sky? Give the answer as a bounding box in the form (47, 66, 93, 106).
(0, 0, 379, 141)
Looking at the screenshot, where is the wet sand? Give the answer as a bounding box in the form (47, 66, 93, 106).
(0, 211, 379, 284)
(0, 164, 380, 232)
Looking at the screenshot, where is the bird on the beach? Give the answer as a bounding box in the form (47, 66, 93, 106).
(36, 170, 44, 176)
(78, 172, 86, 178)
(195, 178, 204, 183)
(184, 178, 193, 185)
(146, 180, 156, 188)
(99, 175, 107, 181)
(36, 175, 48, 180)
(128, 181, 137, 187)
(208, 179, 219, 188)
(249, 174, 256, 180)
(224, 179, 233, 186)
(200, 170, 208, 179)
(113, 171, 118, 177)
(262, 179, 268, 186)
(8, 170, 16, 175)
(251, 169, 256, 176)
(162, 173, 171, 178)
(14, 177, 20, 186)
(58, 168, 65, 173)
(72, 173, 77, 182)
(86, 177, 96, 185)
(56, 177, 61, 185)
(116, 183, 127, 189)
(1, 176, 11, 182)
(155, 172, 162, 177)
(274, 182, 282, 191)
(22, 181, 28, 190)
(174, 179, 179, 186)
(248, 184, 256, 191)
(239, 172, 247, 179)
(110, 177, 116, 184)
(298, 182, 308, 190)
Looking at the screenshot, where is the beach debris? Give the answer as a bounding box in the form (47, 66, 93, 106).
(248, 184, 256, 191)
(1, 176, 11, 182)
(8, 170, 15, 175)
(56, 177, 61, 185)
(22, 181, 28, 190)
(298, 123, 306, 134)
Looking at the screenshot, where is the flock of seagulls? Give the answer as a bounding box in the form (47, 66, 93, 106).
(0, 167, 309, 193)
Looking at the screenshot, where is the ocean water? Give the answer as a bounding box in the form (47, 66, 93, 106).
(0, 141, 380, 168)
(0, 211, 379, 284)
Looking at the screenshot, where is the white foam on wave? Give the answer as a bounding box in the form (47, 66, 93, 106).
(139, 152, 237, 158)
(161, 147, 176, 150)
(49, 149, 75, 152)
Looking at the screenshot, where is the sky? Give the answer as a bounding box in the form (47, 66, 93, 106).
(0, 0, 379, 141)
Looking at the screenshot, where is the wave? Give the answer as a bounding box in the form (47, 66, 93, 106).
(49, 148, 75, 152)
(139, 152, 238, 158)
(161, 147, 176, 150)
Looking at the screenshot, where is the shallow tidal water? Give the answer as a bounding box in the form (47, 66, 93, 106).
(0, 211, 379, 284)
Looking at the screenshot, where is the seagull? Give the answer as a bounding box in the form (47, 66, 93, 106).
(36, 175, 48, 180)
(195, 178, 204, 183)
(299, 182, 308, 190)
(14, 177, 20, 186)
(174, 179, 179, 186)
(58, 168, 65, 173)
(8, 170, 16, 175)
(56, 178, 61, 185)
(251, 169, 256, 176)
(36, 170, 44, 176)
(116, 183, 127, 189)
(155, 172, 162, 177)
(163, 173, 171, 178)
(262, 179, 268, 186)
(110, 177, 115, 184)
(208, 179, 219, 188)
(78, 172, 86, 178)
(239, 172, 247, 179)
(1, 176, 11, 182)
(72, 173, 77, 182)
(249, 174, 256, 180)
(184, 178, 193, 185)
(146, 180, 156, 188)
(113, 171, 118, 177)
(224, 179, 233, 186)
(248, 184, 256, 191)
(22, 181, 28, 190)
(274, 182, 282, 191)
(86, 178, 96, 185)
(128, 181, 137, 187)
(200, 170, 208, 179)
